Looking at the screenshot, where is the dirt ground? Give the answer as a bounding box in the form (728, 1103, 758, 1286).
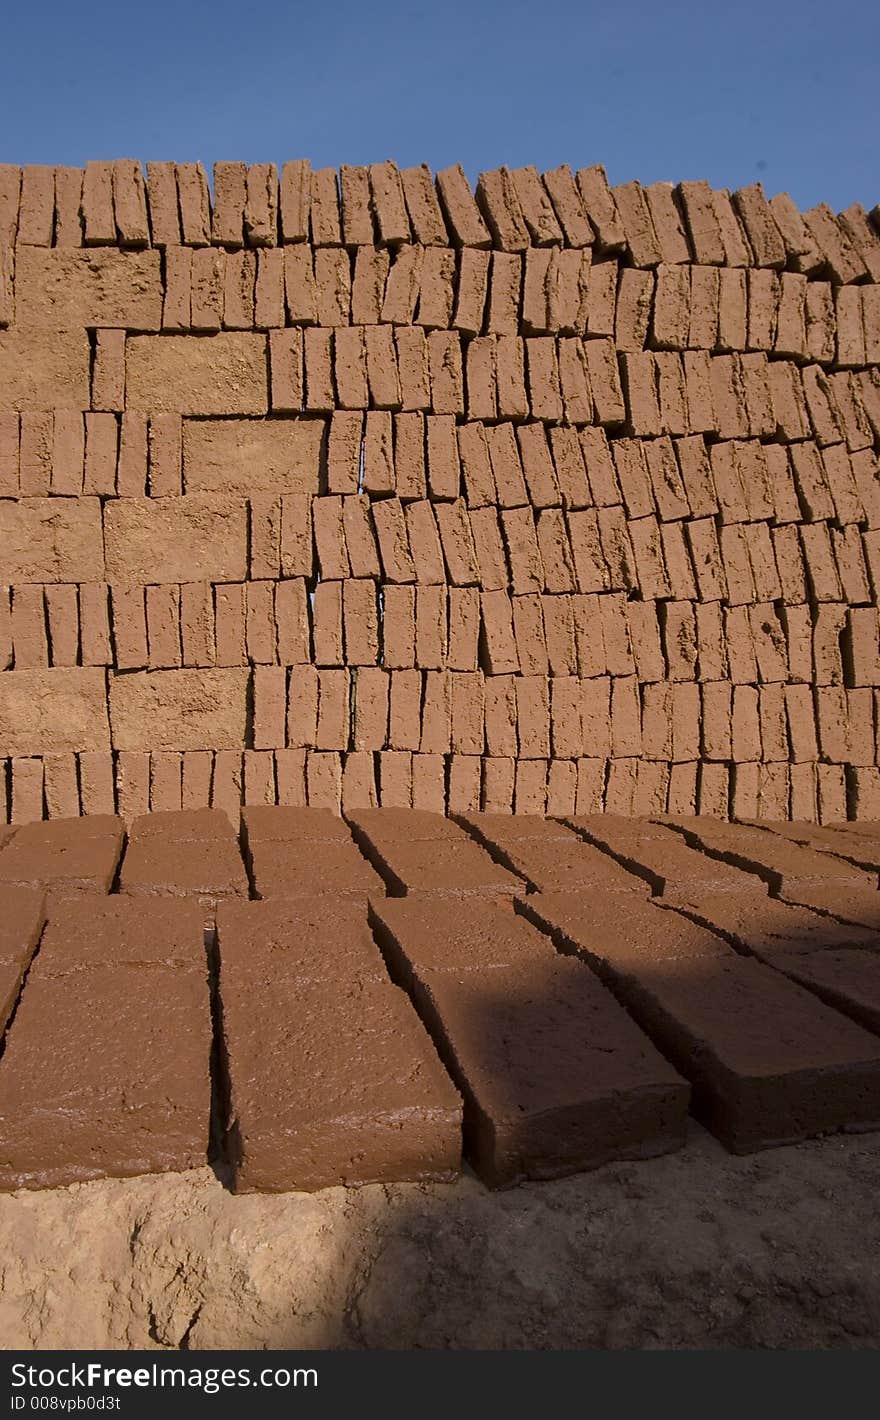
(2, 1124, 879, 1351)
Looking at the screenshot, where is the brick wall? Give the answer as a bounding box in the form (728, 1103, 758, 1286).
(0, 158, 878, 822)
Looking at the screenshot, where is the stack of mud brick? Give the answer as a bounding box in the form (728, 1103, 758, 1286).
(0, 158, 879, 825)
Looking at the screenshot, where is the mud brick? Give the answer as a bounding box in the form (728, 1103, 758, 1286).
(620, 352, 661, 437)
(779, 603, 813, 685)
(341, 747, 378, 810)
(210, 161, 246, 247)
(304, 167, 340, 247)
(666, 760, 701, 816)
(337, 166, 373, 249)
(546, 428, 588, 511)
(449, 673, 485, 757)
(304, 750, 343, 810)
(671, 183, 722, 266)
(641, 438, 687, 523)
(9, 759, 43, 823)
(311, 580, 344, 667)
(509, 759, 545, 815)
(17, 413, 52, 495)
(386, 411, 420, 499)
(320, 410, 361, 496)
(115, 412, 149, 498)
(814, 685, 852, 765)
(469, 506, 508, 590)
(276, 160, 310, 245)
(146, 585, 182, 669)
(849, 768, 880, 821)
(669, 680, 700, 762)
(394, 327, 430, 413)
(719, 523, 754, 606)
(789, 762, 818, 821)
(801, 522, 843, 603)
(363, 325, 401, 410)
(861, 286, 880, 364)
(544, 596, 577, 677)
(708, 355, 748, 439)
(767, 192, 818, 271)
(484, 412, 529, 500)
(548, 248, 591, 335)
(759, 764, 790, 821)
(312, 248, 350, 327)
(189, 247, 224, 331)
(482, 251, 519, 337)
(75, 160, 114, 246)
(743, 522, 781, 603)
(566, 509, 609, 594)
(286, 663, 319, 747)
(610, 439, 652, 521)
(41, 754, 78, 819)
(415, 584, 447, 668)
(141, 162, 178, 247)
(744, 268, 779, 352)
(351, 666, 388, 751)
(361, 410, 394, 494)
(110, 585, 147, 671)
(48, 411, 84, 498)
(695, 602, 728, 683)
(244, 749, 278, 806)
(0, 413, 17, 495)
(596, 506, 637, 591)
(332, 325, 367, 410)
(659, 601, 696, 682)
(680, 350, 716, 434)
(569, 594, 606, 678)
(790, 441, 835, 522)
(851, 449, 880, 530)
(420, 671, 452, 753)
(10, 587, 47, 668)
(580, 339, 622, 426)
(78, 583, 111, 667)
(500, 167, 558, 248)
(277, 494, 312, 580)
(479, 756, 513, 812)
(499, 506, 541, 593)
(614, 268, 653, 353)
(425, 330, 463, 415)
(0, 166, 20, 250)
(623, 602, 663, 684)
(715, 267, 748, 353)
(387, 668, 421, 751)
(554, 340, 590, 426)
(706, 189, 750, 267)
(245, 580, 277, 665)
(834, 285, 867, 368)
(161, 246, 192, 331)
(51, 165, 82, 248)
(149, 752, 183, 813)
(521, 339, 560, 423)
(759, 684, 789, 764)
(574, 427, 616, 506)
(838, 203, 880, 282)
(608, 675, 641, 759)
(433, 500, 477, 586)
(582, 260, 615, 339)
(688, 265, 719, 349)
(447, 586, 480, 672)
(815, 604, 849, 688)
(512, 676, 549, 760)
(750, 603, 788, 684)
(783, 683, 818, 763)
(760, 451, 797, 531)
(606, 757, 643, 814)
(340, 499, 379, 584)
(493, 335, 528, 421)
(654, 353, 688, 437)
(315, 668, 350, 750)
(828, 372, 873, 453)
(177, 582, 215, 668)
(280, 246, 316, 328)
(803, 203, 866, 285)
(173, 163, 210, 246)
(730, 185, 785, 268)
(264, 332, 303, 418)
(105, 494, 247, 586)
(848, 688, 876, 767)
(127, 331, 269, 417)
(801, 365, 844, 447)
(364, 162, 408, 247)
(211, 750, 244, 819)
(740, 351, 777, 438)
(449, 248, 489, 336)
(536, 509, 576, 594)
(403, 502, 443, 586)
(577, 675, 612, 760)
(668, 440, 712, 521)
(480, 593, 519, 676)
(423, 415, 458, 500)
(638, 184, 687, 265)
(402, 752, 441, 813)
(414, 246, 454, 330)
(472, 168, 526, 253)
(88, 330, 125, 417)
(1, 496, 105, 586)
(628, 515, 670, 600)
(608, 182, 658, 267)
(803, 281, 836, 365)
(382, 586, 416, 670)
(311, 497, 348, 581)
(462, 337, 495, 422)
(651, 263, 689, 350)
(847, 607, 880, 687)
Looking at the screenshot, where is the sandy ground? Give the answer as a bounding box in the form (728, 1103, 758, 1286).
(2, 1124, 879, 1350)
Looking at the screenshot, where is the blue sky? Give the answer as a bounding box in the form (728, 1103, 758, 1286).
(1, 0, 876, 213)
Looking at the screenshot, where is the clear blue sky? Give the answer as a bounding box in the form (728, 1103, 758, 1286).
(1, 0, 876, 213)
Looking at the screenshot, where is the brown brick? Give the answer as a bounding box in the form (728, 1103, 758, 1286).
(416, 246, 456, 329)
(615, 267, 653, 352)
(245, 580, 277, 665)
(480, 593, 519, 676)
(731, 185, 785, 267)
(176, 163, 211, 246)
(145, 163, 180, 247)
(287, 665, 319, 747)
(447, 586, 480, 673)
(395, 327, 430, 413)
(813, 603, 847, 686)
(803, 204, 866, 284)
(511, 595, 548, 676)
(278, 160, 311, 244)
(415, 585, 447, 670)
(382, 586, 416, 671)
(312, 581, 344, 667)
(223, 251, 256, 328)
(495, 335, 529, 421)
(425, 414, 460, 500)
(435, 499, 478, 585)
(596, 506, 637, 592)
(104, 496, 246, 584)
(127, 333, 267, 415)
(190, 247, 224, 331)
(0, 329, 90, 411)
(651, 263, 689, 350)
(769, 192, 820, 271)
(835, 285, 867, 367)
(711, 189, 752, 267)
(249, 496, 281, 582)
(676, 181, 725, 265)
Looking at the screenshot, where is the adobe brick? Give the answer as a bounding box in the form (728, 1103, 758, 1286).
(277, 160, 311, 244)
(362, 409, 395, 493)
(254, 249, 285, 327)
(681, 350, 717, 435)
(18, 166, 55, 245)
(813, 603, 848, 686)
(710, 189, 752, 267)
(801, 364, 844, 447)
(570, 595, 605, 678)
(742, 521, 780, 603)
(0, 668, 109, 756)
(573, 165, 623, 250)
(832, 525, 871, 605)
(10, 587, 48, 667)
(395, 327, 430, 412)
(387, 669, 422, 751)
(333, 325, 368, 409)
(583, 339, 625, 425)
(599, 593, 636, 677)
(801, 522, 843, 602)
(435, 499, 478, 584)
(352, 667, 389, 751)
(420, 670, 452, 753)
(50, 411, 85, 497)
(146, 585, 182, 669)
(827, 372, 873, 453)
(719, 523, 755, 606)
(304, 749, 342, 810)
(835, 285, 867, 367)
(654, 352, 688, 437)
(427, 330, 464, 415)
(143, 162, 180, 246)
(543, 596, 577, 676)
(179, 583, 215, 668)
(17, 412, 52, 495)
(862, 286, 880, 364)
(540, 165, 593, 248)
(286, 664, 319, 747)
(465, 337, 496, 421)
(382, 585, 416, 669)
(614, 267, 653, 353)
(596, 506, 637, 591)
(585, 259, 618, 337)
(731, 185, 785, 267)
(709, 354, 749, 440)
(651, 263, 689, 350)
(311, 581, 344, 666)
(392, 410, 427, 499)
(803, 203, 867, 284)
(620, 351, 661, 436)
(315, 668, 350, 750)
(0, 328, 90, 411)
(245, 580, 278, 665)
(612, 182, 661, 267)
(161, 246, 192, 331)
(523, 338, 562, 422)
(838, 203, 880, 282)
(9, 758, 43, 822)
(676, 181, 725, 265)
(416, 246, 456, 328)
(415, 584, 447, 668)
(715, 266, 748, 352)
(306, 168, 341, 247)
(688, 265, 719, 349)
(566, 509, 609, 594)
(803, 281, 836, 364)
(851, 448, 880, 528)
(643, 183, 690, 264)
(480, 592, 519, 675)
(769, 192, 821, 271)
(432, 165, 490, 249)
(495, 335, 529, 420)
(175, 163, 211, 246)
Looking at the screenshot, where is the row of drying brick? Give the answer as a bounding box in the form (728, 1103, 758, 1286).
(5, 243, 877, 376)
(2, 750, 879, 829)
(4, 577, 878, 682)
(3, 158, 878, 281)
(2, 807, 880, 1191)
(5, 404, 879, 534)
(4, 490, 880, 609)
